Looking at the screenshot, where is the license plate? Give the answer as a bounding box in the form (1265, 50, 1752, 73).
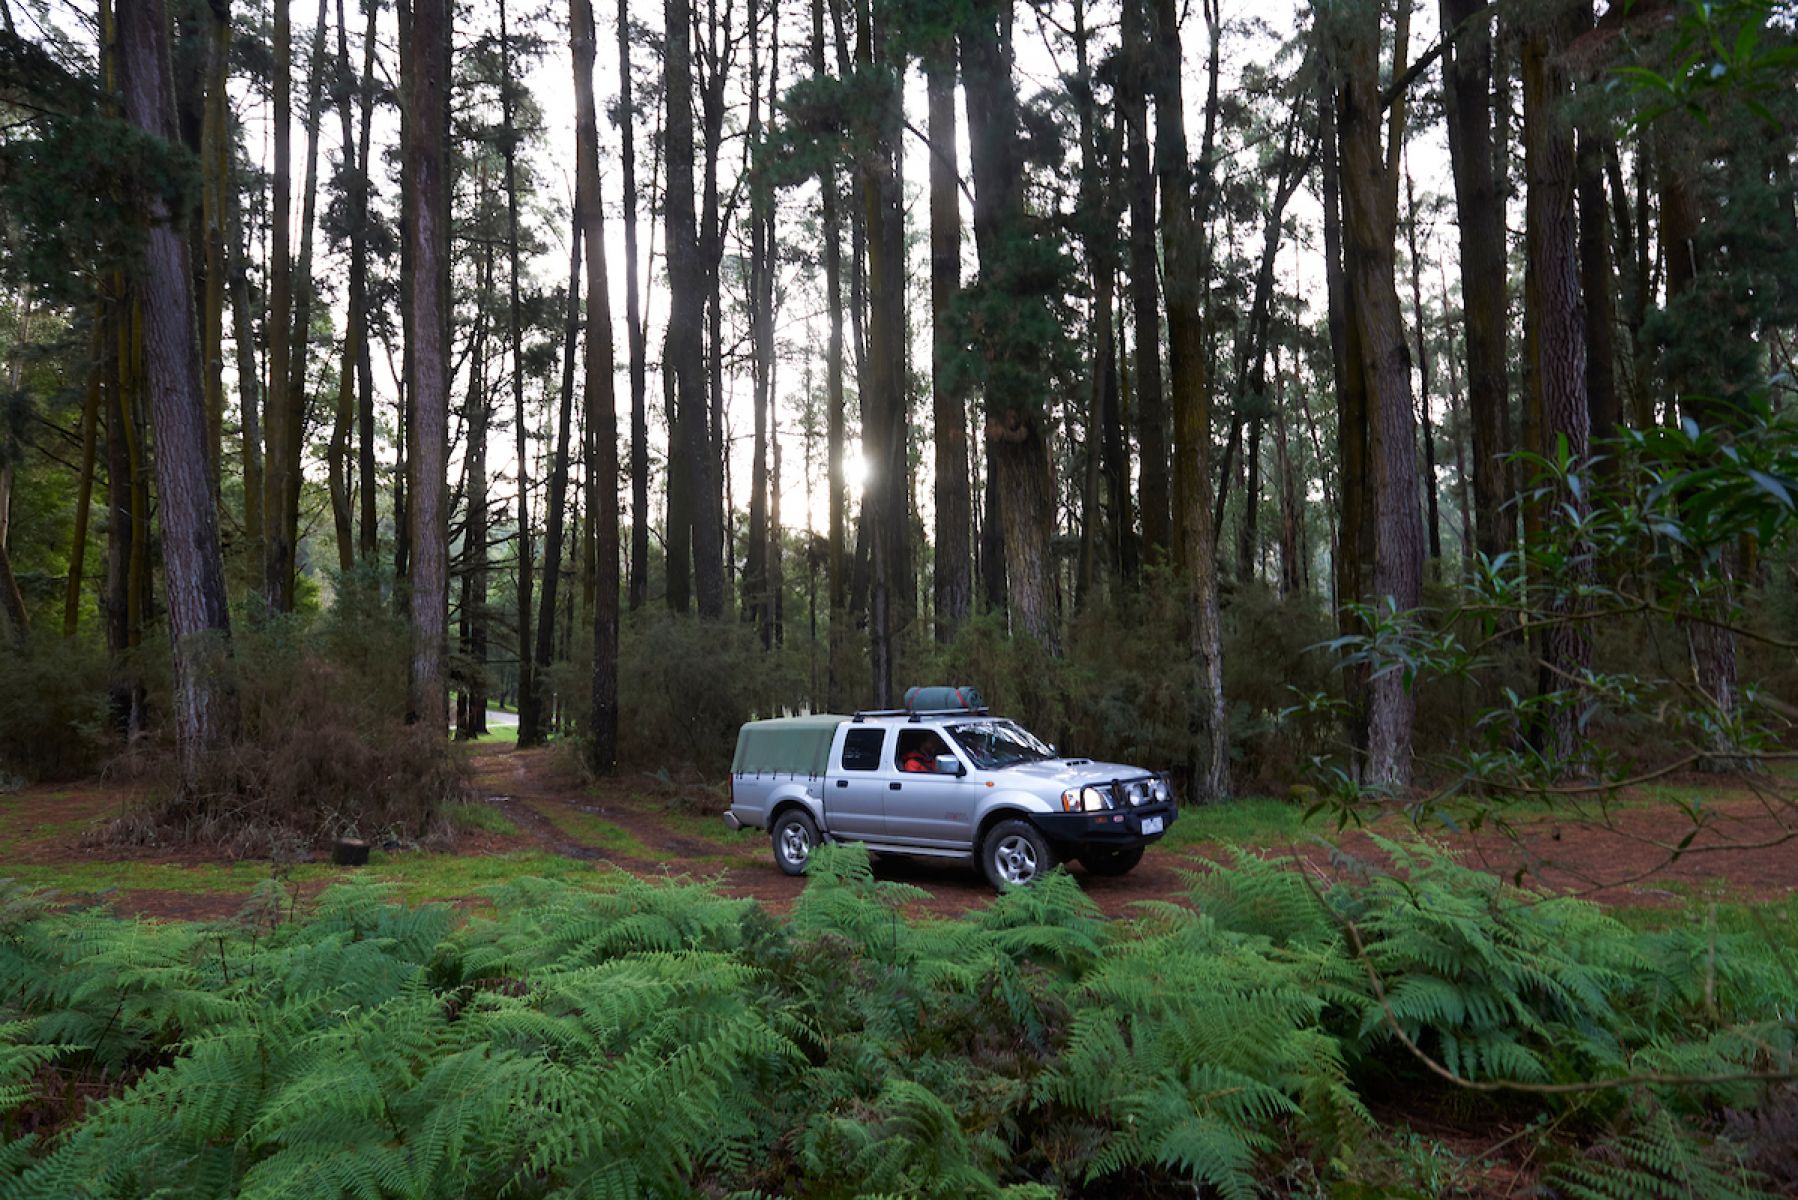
(1141, 815, 1164, 836)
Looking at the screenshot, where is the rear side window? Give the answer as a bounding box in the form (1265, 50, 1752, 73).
(840, 728, 886, 771)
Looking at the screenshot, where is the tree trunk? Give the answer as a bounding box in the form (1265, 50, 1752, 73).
(456, 203, 494, 741)
(927, 45, 971, 640)
(328, 0, 361, 574)
(572, 0, 619, 768)
(1404, 167, 1443, 566)
(960, 1, 1058, 654)
(1153, 0, 1227, 799)
(744, 0, 771, 639)
(200, 0, 229, 506)
(1522, 1, 1592, 762)
(226, 156, 264, 554)
(119, 0, 236, 779)
(354, 0, 379, 560)
(1337, 1, 1423, 789)
(531, 220, 582, 744)
(265, 0, 293, 608)
(860, 0, 908, 704)
(64, 319, 105, 637)
(617, 0, 649, 612)
(666, 0, 723, 619)
(1440, 0, 1512, 564)
(403, 0, 451, 730)
(812, 0, 851, 707)
(1120, 0, 1168, 563)
(1576, 127, 1619, 453)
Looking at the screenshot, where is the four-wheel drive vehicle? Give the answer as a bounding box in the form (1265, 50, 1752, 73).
(722, 693, 1176, 890)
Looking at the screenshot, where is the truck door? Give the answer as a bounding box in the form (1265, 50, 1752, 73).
(884, 727, 977, 848)
(825, 726, 888, 840)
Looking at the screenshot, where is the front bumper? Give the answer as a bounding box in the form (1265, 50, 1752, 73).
(1032, 802, 1177, 847)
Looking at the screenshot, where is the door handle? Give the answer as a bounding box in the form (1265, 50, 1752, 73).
(836, 780, 848, 789)
(889, 781, 902, 791)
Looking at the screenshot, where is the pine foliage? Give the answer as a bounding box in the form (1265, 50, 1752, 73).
(0, 845, 1789, 1197)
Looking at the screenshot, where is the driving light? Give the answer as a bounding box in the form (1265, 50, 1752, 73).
(1151, 776, 1170, 804)
(1060, 786, 1113, 813)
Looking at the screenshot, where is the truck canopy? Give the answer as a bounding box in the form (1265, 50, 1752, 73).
(731, 714, 849, 778)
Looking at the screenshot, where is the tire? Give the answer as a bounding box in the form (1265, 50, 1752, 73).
(981, 819, 1057, 891)
(771, 809, 820, 876)
(1079, 846, 1144, 877)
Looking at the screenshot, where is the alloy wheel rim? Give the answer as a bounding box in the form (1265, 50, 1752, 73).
(995, 835, 1038, 886)
(780, 823, 811, 865)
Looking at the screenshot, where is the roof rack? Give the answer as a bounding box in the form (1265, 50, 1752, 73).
(851, 706, 991, 723)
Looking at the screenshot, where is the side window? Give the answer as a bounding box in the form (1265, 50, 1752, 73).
(894, 730, 952, 772)
(840, 728, 886, 771)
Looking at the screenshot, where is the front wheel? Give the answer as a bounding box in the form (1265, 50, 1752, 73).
(981, 819, 1057, 891)
(771, 810, 820, 876)
(1079, 846, 1144, 877)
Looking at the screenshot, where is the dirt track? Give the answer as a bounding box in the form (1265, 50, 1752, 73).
(4, 745, 1797, 922)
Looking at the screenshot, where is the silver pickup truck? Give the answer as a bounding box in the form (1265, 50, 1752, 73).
(722, 699, 1176, 890)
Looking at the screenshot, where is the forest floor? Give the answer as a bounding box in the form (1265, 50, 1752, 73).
(3, 743, 1797, 935)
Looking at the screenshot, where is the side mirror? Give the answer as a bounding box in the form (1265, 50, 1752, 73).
(934, 754, 965, 777)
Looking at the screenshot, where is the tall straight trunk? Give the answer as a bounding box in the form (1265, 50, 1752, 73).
(223, 130, 265, 553)
(1577, 129, 1619, 453)
(265, 0, 293, 606)
(65, 320, 105, 636)
(1337, 1, 1423, 789)
(1439, 266, 1476, 568)
(200, 0, 229, 503)
(263, 0, 331, 608)
(354, 0, 379, 559)
(1272, 340, 1302, 598)
(1323, 95, 1370, 626)
(1522, 1, 1591, 761)
(403, 0, 450, 729)
(456, 216, 494, 741)
(500, 0, 544, 743)
(1101, 265, 1134, 580)
(960, 1, 1057, 654)
(666, 0, 723, 618)
(699, 0, 731, 601)
(1404, 168, 1443, 565)
(119, 0, 236, 778)
(617, 0, 649, 611)
(927, 45, 971, 640)
(328, 0, 361, 573)
(1153, 0, 1227, 799)
(532, 220, 583, 744)
(572, 0, 619, 768)
(744, 0, 771, 639)
(1440, 0, 1512, 563)
(1072, 0, 1114, 611)
(1165, 0, 1220, 576)
(859, 0, 908, 703)
(814, 0, 850, 706)
(1120, 0, 1168, 562)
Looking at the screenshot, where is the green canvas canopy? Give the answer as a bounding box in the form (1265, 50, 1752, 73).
(731, 714, 849, 777)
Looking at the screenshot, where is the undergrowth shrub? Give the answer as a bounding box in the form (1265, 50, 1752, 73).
(926, 579, 1336, 795)
(0, 632, 114, 782)
(561, 608, 807, 774)
(0, 843, 1787, 1198)
(102, 571, 463, 854)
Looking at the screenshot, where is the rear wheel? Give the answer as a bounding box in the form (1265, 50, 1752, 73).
(981, 819, 1056, 891)
(1079, 846, 1144, 877)
(771, 810, 820, 876)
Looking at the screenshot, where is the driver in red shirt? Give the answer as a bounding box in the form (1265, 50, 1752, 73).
(900, 732, 951, 773)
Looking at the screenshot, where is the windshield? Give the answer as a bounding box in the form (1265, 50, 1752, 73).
(945, 720, 1055, 770)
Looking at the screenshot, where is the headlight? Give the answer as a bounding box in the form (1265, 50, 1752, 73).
(1151, 777, 1170, 804)
(1060, 786, 1113, 812)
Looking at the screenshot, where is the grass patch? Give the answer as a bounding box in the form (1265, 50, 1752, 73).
(448, 802, 521, 837)
(1163, 796, 1318, 849)
(522, 801, 652, 858)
